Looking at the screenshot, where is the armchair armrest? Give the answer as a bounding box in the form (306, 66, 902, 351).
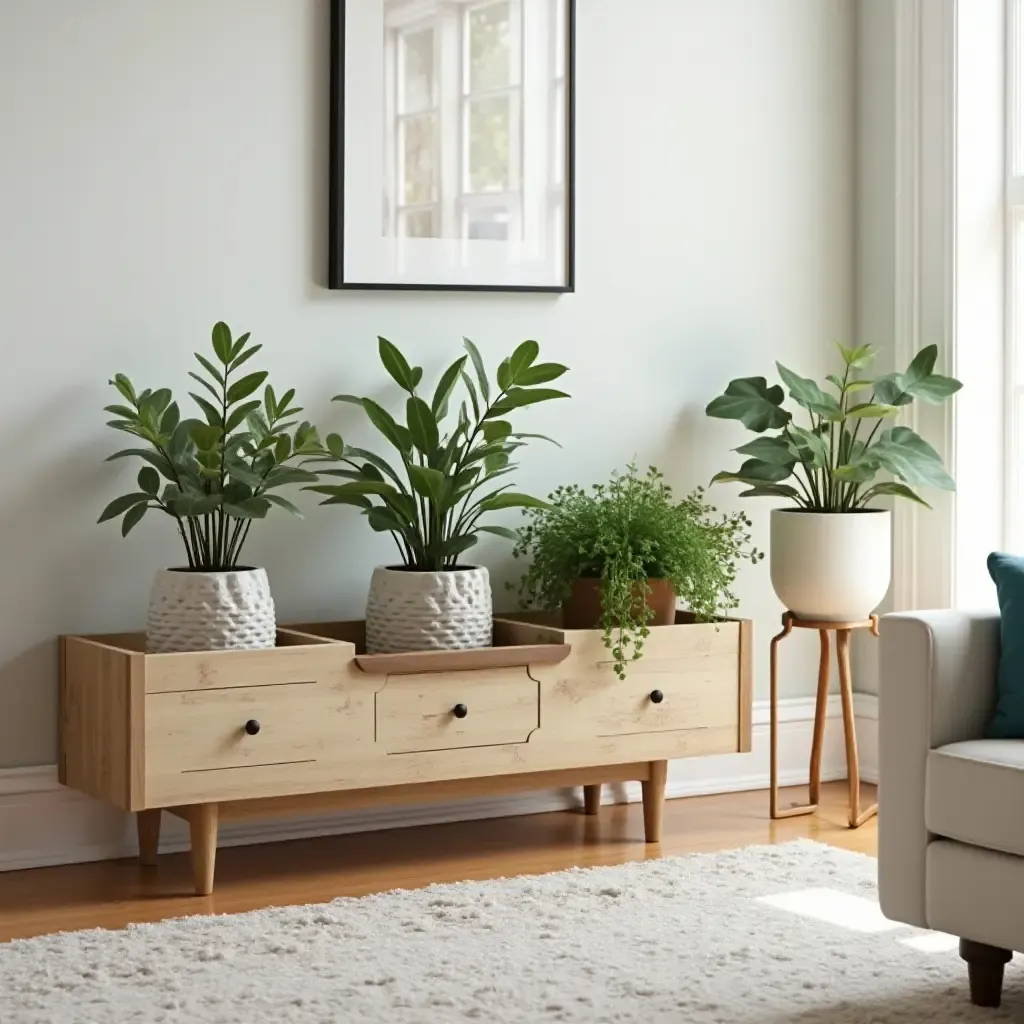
(878, 610, 1000, 928)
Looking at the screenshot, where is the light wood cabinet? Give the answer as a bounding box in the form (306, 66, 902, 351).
(59, 612, 752, 895)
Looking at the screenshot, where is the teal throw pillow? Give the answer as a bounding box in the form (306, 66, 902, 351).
(987, 552, 1024, 738)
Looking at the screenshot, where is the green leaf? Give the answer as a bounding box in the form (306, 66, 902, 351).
(904, 374, 962, 404)
(873, 373, 914, 407)
(325, 433, 345, 459)
(308, 480, 401, 499)
(194, 352, 225, 385)
(477, 492, 551, 512)
(98, 492, 150, 523)
(733, 436, 796, 467)
(860, 482, 931, 507)
(460, 371, 480, 421)
(845, 403, 899, 419)
(360, 399, 413, 455)
(408, 465, 447, 504)
(871, 426, 956, 490)
(188, 372, 221, 404)
(378, 336, 417, 392)
(463, 337, 490, 403)
(737, 484, 802, 500)
(223, 497, 272, 519)
(431, 356, 468, 418)
(488, 387, 570, 416)
(187, 421, 222, 451)
(111, 374, 137, 404)
(507, 431, 561, 447)
(787, 424, 829, 468)
(367, 506, 406, 533)
(477, 525, 521, 541)
(443, 534, 479, 559)
(211, 322, 232, 364)
(711, 458, 793, 485)
(776, 363, 844, 421)
(230, 343, 263, 373)
(227, 371, 269, 404)
(229, 332, 252, 361)
(836, 343, 878, 370)
(121, 502, 148, 537)
(318, 492, 373, 510)
(344, 446, 407, 490)
(274, 434, 292, 463)
(843, 380, 875, 394)
(483, 420, 512, 443)
(705, 377, 791, 433)
(189, 392, 223, 427)
(903, 344, 938, 388)
(406, 396, 440, 457)
(160, 402, 180, 436)
(509, 340, 539, 383)
(104, 404, 137, 421)
(225, 400, 262, 432)
(137, 467, 160, 495)
(496, 358, 513, 392)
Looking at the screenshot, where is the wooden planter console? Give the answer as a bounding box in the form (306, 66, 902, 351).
(59, 612, 752, 895)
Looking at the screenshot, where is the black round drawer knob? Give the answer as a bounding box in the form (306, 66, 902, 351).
(649, 690, 665, 705)
(244, 719, 261, 736)
(453, 704, 469, 719)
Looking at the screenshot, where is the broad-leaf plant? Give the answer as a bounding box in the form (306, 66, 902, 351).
(99, 322, 329, 569)
(705, 344, 962, 510)
(307, 337, 569, 571)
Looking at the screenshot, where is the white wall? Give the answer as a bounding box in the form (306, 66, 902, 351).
(0, 0, 854, 768)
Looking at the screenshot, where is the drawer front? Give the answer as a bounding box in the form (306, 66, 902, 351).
(146, 681, 372, 778)
(545, 654, 739, 738)
(376, 668, 539, 754)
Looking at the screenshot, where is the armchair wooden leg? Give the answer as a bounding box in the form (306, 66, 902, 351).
(960, 939, 1012, 1008)
(583, 784, 602, 815)
(641, 760, 667, 843)
(136, 809, 162, 867)
(188, 804, 219, 896)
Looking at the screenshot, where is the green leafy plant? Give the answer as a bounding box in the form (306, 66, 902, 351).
(512, 465, 761, 678)
(99, 322, 330, 570)
(705, 344, 962, 510)
(306, 336, 569, 570)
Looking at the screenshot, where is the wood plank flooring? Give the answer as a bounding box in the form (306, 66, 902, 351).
(0, 782, 876, 943)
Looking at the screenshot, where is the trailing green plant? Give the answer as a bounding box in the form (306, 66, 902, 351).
(306, 336, 568, 571)
(99, 322, 330, 570)
(512, 465, 761, 678)
(704, 344, 962, 511)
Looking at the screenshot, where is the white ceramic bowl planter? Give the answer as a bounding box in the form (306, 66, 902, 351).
(147, 567, 277, 654)
(365, 565, 493, 654)
(770, 509, 891, 622)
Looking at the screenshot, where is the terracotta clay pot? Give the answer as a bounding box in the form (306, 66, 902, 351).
(562, 578, 677, 631)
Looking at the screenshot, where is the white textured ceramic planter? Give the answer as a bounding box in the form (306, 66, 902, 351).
(770, 509, 892, 621)
(365, 565, 493, 654)
(146, 567, 277, 654)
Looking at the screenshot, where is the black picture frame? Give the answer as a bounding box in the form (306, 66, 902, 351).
(328, 0, 576, 293)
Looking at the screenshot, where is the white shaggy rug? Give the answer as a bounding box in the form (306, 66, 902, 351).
(2, 840, 1021, 1023)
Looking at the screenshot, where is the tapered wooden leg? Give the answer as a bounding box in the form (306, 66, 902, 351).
(837, 629, 877, 828)
(641, 760, 667, 842)
(770, 614, 813, 819)
(136, 809, 162, 867)
(583, 784, 602, 815)
(960, 939, 1012, 1008)
(188, 804, 219, 896)
(807, 630, 831, 806)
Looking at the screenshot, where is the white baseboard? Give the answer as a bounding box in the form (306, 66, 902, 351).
(0, 695, 878, 872)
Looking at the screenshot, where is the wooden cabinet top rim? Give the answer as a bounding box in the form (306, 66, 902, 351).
(60, 630, 349, 661)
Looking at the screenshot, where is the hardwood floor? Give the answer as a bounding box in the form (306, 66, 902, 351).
(0, 782, 876, 943)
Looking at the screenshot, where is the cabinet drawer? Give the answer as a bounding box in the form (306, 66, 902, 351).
(146, 681, 371, 776)
(546, 654, 740, 737)
(376, 668, 539, 754)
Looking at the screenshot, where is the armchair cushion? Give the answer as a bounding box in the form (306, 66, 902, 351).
(926, 739, 1024, 857)
(986, 552, 1024, 738)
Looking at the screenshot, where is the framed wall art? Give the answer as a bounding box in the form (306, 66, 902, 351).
(329, 0, 575, 292)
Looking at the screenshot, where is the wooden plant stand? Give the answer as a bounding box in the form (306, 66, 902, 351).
(769, 612, 878, 829)
(59, 612, 753, 895)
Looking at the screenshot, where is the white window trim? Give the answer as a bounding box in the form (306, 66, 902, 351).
(889, 0, 1006, 612)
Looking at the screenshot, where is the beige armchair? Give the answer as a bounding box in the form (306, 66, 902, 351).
(879, 610, 1024, 1008)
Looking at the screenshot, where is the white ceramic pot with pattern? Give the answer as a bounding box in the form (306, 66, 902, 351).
(147, 567, 277, 654)
(365, 565, 493, 654)
(770, 509, 891, 621)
